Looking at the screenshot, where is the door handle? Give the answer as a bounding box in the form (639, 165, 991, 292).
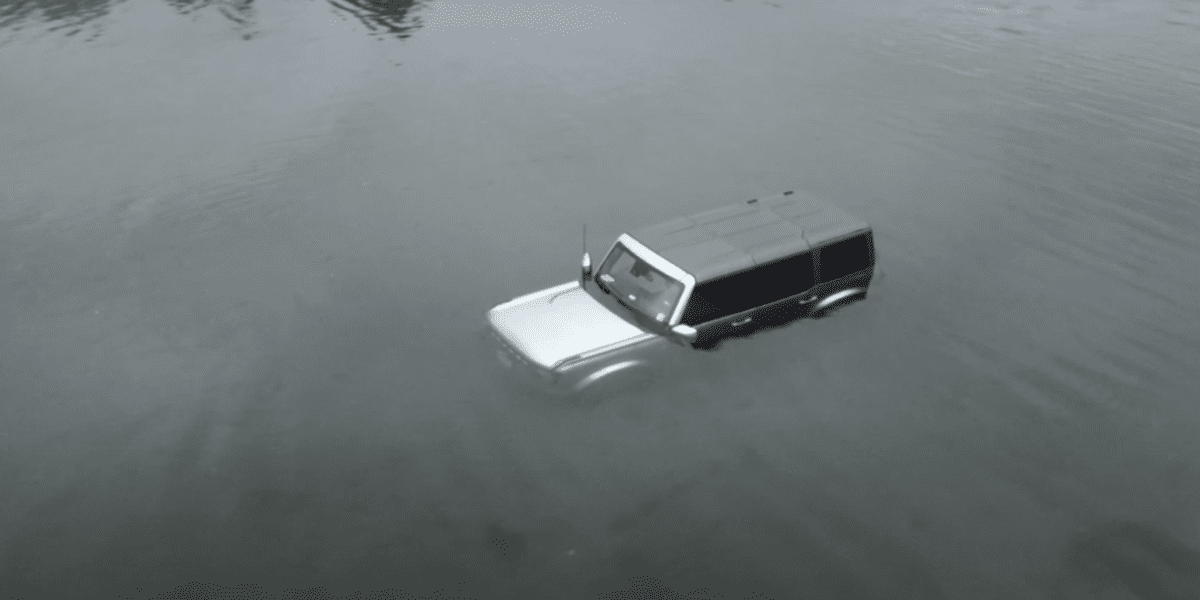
(731, 317, 752, 327)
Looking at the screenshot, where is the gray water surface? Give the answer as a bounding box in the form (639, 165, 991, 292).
(2, 0, 1199, 598)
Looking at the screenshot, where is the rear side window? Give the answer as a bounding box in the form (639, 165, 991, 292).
(817, 233, 874, 282)
(682, 252, 815, 325)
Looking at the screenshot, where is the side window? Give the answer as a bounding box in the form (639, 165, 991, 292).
(817, 233, 873, 283)
(682, 251, 815, 325)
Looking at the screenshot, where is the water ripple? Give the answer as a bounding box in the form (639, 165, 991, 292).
(422, 2, 622, 35)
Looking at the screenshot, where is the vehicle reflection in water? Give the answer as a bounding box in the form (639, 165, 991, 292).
(162, 0, 258, 39)
(0, 0, 424, 40)
(0, 0, 112, 38)
(163, 0, 255, 25)
(327, 0, 424, 39)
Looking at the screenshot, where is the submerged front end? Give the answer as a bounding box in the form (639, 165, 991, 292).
(485, 281, 657, 394)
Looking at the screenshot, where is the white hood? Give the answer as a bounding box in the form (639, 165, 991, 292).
(487, 281, 649, 369)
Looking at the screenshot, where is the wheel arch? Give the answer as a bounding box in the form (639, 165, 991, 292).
(572, 359, 650, 393)
(813, 287, 867, 312)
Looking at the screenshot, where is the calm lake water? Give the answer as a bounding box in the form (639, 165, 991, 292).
(1, 0, 1199, 598)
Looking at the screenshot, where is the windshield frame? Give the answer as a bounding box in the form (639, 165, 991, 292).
(593, 234, 695, 327)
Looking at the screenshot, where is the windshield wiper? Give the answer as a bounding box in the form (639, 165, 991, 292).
(592, 275, 656, 326)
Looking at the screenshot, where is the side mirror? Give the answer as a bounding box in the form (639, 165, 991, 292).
(581, 252, 593, 284)
(670, 324, 698, 343)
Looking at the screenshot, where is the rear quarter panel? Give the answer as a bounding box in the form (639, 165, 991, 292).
(812, 230, 875, 299)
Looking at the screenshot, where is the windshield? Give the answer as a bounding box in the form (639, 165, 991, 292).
(595, 244, 685, 325)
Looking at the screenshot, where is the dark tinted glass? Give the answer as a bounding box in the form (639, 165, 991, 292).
(817, 233, 874, 282)
(682, 252, 815, 325)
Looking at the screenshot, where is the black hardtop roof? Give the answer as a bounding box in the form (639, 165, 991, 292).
(629, 190, 870, 283)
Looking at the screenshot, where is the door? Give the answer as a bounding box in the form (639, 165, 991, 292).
(680, 251, 816, 346)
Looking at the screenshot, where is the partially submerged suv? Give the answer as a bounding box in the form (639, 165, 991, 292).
(486, 190, 875, 395)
